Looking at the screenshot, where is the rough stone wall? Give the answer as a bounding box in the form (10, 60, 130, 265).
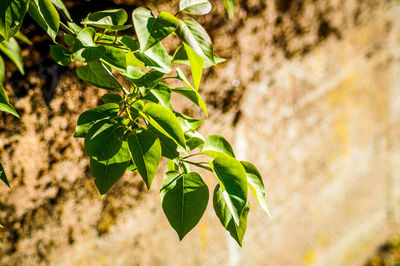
(0, 0, 399, 265)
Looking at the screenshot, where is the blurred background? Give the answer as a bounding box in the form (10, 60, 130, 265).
(0, 0, 400, 265)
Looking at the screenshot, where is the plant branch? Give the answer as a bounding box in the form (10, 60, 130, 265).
(181, 160, 212, 172)
(99, 62, 130, 95)
(60, 22, 76, 36)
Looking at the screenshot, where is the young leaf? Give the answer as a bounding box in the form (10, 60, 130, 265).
(179, 0, 212, 15)
(201, 135, 235, 158)
(74, 103, 120, 138)
(0, 83, 19, 118)
(160, 171, 209, 240)
(148, 125, 180, 159)
(91, 142, 131, 195)
(82, 9, 130, 31)
(75, 27, 96, 47)
(184, 43, 204, 91)
(175, 19, 214, 64)
(127, 130, 161, 190)
(241, 161, 271, 217)
(0, 162, 10, 188)
(0, 0, 30, 41)
(167, 159, 179, 171)
(50, 0, 72, 21)
(101, 93, 122, 104)
(185, 130, 204, 151)
(210, 154, 247, 225)
(175, 112, 204, 132)
(173, 44, 225, 68)
(135, 42, 172, 73)
(213, 185, 249, 246)
(0, 38, 24, 74)
(28, 0, 60, 42)
(140, 102, 186, 149)
(50, 45, 72, 66)
(67, 22, 82, 34)
(84, 120, 124, 161)
(76, 61, 121, 91)
(132, 7, 178, 51)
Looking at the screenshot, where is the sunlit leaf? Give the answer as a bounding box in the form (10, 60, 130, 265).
(82, 9, 130, 31)
(50, 0, 72, 21)
(179, 0, 212, 15)
(172, 44, 225, 68)
(28, 0, 60, 42)
(201, 135, 235, 158)
(0, 38, 24, 74)
(0, 83, 19, 118)
(76, 61, 121, 91)
(0, 0, 30, 41)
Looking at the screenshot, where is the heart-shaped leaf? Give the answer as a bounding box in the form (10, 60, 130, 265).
(76, 61, 121, 91)
(127, 130, 161, 190)
(50, 45, 72, 66)
(161, 171, 209, 240)
(82, 9, 129, 31)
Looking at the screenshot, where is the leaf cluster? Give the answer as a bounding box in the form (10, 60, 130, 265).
(0, 0, 269, 245)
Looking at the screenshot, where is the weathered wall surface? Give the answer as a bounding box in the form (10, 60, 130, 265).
(0, 0, 399, 265)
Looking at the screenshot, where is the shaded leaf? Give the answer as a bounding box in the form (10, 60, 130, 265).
(50, 0, 72, 21)
(76, 61, 121, 91)
(91, 141, 130, 195)
(180, 0, 212, 15)
(144, 11, 179, 51)
(101, 46, 127, 71)
(82, 9, 129, 31)
(241, 161, 271, 217)
(28, 0, 60, 42)
(50, 45, 71, 66)
(101, 93, 122, 104)
(213, 184, 249, 246)
(143, 83, 173, 111)
(175, 112, 204, 132)
(74, 103, 120, 138)
(127, 130, 161, 190)
(185, 130, 204, 151)
(125, 67, 164, 96)
(84, 119, 124, 161)
(0, 56, 4, 83)
(201, 135, 235, 158)
(148, 125, 180, 159)
(161, 171, 209, 240)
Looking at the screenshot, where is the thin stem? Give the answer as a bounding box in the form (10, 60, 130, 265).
(162, 76, 179, 81)
(94, 41, 127, 49)
(182, 153, 201, 160)
(182, 160, 212, 172)
(60, 22, 76, 36)
(99, 62, 130, 95)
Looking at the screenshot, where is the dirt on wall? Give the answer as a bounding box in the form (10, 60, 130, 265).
(0, 0, 395, 265)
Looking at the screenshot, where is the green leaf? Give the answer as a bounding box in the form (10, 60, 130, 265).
(82, 9, 129, 31)
(100, 46, 127, 71)
(223, 0, 238, 19)
(28, 0, 60, 42)
(172, 44, 225, 68)
(63, 33, 75, 46)
(0, 56, 4, 83)
(175, 112, 204, 132)
(84, 119, 124, 161)
(120, 36, 139, 51)
(167, 159, 179, 171)
(179, 0, 212, 15)
(0, 0, 30, 40)
(241, 161, 271, 217)
(184, 43, 204, 91)
(0, 162, 10, 188)
(73, 46, 106, 62)
(145, 11, 179, 51)
(0, 83, 19, 118)
(67, 22, 82, 34)
(135, 42, 171, 73)
(76, 61, 121, 91)
(74, 103, 120, 138)
(50, 45, 71, 66)
(50, 0, 72, 21)
(201, 135, 235, 158)
(101, 93, 122, 104)
(185, 130, 204, 151)
(133, 7, 178, 52)
(140, 102, 186, 149)
(175, 19, 214, 64)
(127, 130, 161, 190)
(210, 154, 247, 225)
(0, 38, 24, 74)
(148, 125, 180, 159)
(125, 67, 164, 96)
(14, 31, 32, 45)
(75, 26, 96, 47)
(160, 171, 209, 240)
(91, 141, 130, 195)
(213, 184, 249, 246)
(143, 83, 173, 111)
